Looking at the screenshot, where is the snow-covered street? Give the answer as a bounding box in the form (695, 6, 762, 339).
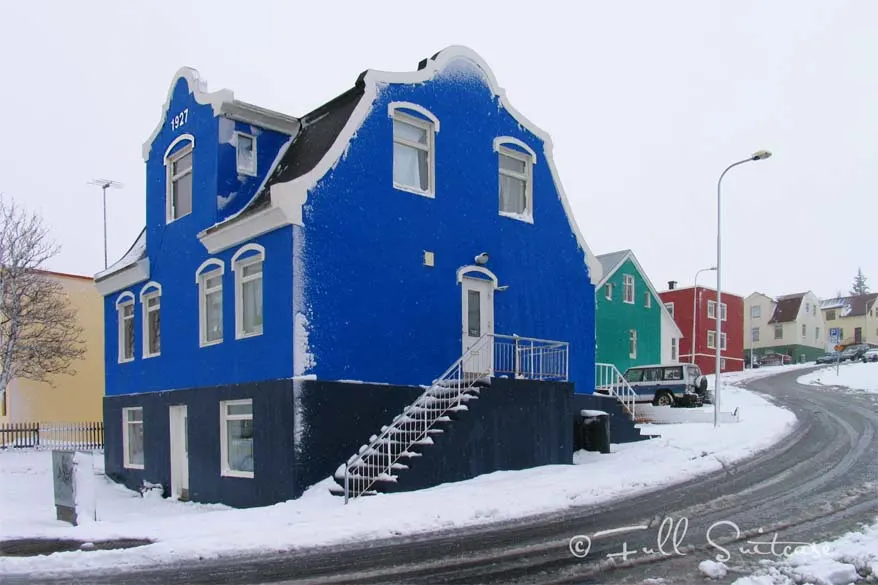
(0, 366, 805, 577)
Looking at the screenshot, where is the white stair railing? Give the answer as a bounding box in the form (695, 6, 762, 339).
(341, 333, 570, 502)
(595, 363, 637, 419)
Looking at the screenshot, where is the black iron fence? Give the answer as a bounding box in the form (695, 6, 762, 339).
(0, 421, 104, 450)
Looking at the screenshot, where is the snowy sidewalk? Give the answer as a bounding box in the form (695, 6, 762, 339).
(0, 366, 805, 577)
(797, 361, 878, 393)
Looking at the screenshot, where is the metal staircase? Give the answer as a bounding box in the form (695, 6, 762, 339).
(594, 363, 638, 420)
(335, 334, 569, 502)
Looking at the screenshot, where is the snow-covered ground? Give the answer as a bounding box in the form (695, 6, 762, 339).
(0, 366, 805, 577)
(797, 361, 878, 393)
(728, 518, 878, 584)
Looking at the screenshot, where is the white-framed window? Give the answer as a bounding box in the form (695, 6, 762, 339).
(606, 283, 614, 300)
(236, 132, 256, 176)
(721, 332, 727, 350)
(232, 244, 264, 339)
(774, 324, 783, 340)
(644, 292, 652, 308)
(116, 292, 135, 363)
(708, 300, 717, 319)
(720, 358, 726, 369)
(707, 330, 716, 349)
(670, 337, 678, 361)
(664, 302, 675, 317)
(826, 309, 836, 321)
(801, 323, 807, 338)
(752, 327, 760, 342)
(816, 327, 820, 340)
(629, 329, 637, 359)
(498, 146, 532, 219)
(721, 303, 727, 321)
(221, 399, 254, 478)
(196, 259, 224, 346)
(165, 136, 194, 222)
(623, 274, 635, 304)
(122, 407, 144, 469)
(392, 110, 435, 196)
(140, 283, 161, 358)
(750, 305, 761, 319)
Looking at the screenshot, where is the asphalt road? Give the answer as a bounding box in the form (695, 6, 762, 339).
(17, 367, 878, 585)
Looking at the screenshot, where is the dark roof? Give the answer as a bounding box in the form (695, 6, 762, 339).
(845, 293, 878, 317)
(206, 82, 366, 233)
(595, 250, 630, 282)
(769, 293, 804, 324)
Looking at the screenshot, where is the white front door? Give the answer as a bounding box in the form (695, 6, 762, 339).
(461, 276, 494, 374)
(169, 405, 189, 500)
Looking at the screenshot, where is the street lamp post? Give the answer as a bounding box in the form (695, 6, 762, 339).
(88, 179, 123, 269)
(715, 150, 772, 428)
(691, 267, 717, 364)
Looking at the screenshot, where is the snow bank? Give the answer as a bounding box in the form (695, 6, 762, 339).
(731, 518, 878, 584)
(797, 361, 878, 393)
(0, 374, 798, 577)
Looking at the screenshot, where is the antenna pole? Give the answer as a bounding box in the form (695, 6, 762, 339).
(88, 179, 123, 270)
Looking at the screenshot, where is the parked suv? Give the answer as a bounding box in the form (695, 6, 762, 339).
(861, 348, 878, 363)
(617, 363, 709, 407)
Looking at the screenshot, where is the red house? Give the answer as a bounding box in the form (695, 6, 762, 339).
(659, 282, 744, 375)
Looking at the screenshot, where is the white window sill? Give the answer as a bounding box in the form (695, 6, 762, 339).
(237, 167, 257, 177)
(123, 463, 145, 470)
(222, 469, 254, 479)
(623, 300, 634, 305)
(142, 352, 160, 359)
(166, 211, 192, 224)
(118, 357, 135, 364)
(393, 183, 435, 198)
(236, 329, 263, 340)
(499, 210, 533, 224)
(200, 338, 223, 348)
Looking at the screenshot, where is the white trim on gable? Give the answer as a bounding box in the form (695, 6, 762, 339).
(163, 133, 196, 160)
(200, 46, 602, 285)
(455, 265, 499, 289)
(387, 102, 441, 132)
(97, 260, 150, 296)
(143, 68, 234, 161)
(195, 258, 225, 282)
(493, 136, 537, 164)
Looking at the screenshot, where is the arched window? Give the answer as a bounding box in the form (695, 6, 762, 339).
(388, 102, 440, 197)
(165, 134, 195, 222)
(195, 258, 224, 346)
(232, 243, 265, 339)
(115, 292, 135, 363)
(493, 137, 537, 222)
(139, 282, 162, 358)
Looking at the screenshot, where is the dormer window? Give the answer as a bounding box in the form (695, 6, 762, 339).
(165, 135, 195, 222)
(236, 132, 256, 176)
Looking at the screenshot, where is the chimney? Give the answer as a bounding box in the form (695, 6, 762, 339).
(668, 280, 677, 290)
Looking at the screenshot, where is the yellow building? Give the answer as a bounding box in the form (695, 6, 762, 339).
(820, 293, 878, 347)
(0, 271, 105, 423)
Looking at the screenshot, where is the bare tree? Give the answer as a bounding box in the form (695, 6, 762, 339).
(0, 197, 86, 414)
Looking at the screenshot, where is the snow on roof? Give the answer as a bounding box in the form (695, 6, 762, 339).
(94, 228, 146, 281)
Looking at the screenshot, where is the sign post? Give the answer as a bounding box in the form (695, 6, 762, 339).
(829, 328, 841, 375)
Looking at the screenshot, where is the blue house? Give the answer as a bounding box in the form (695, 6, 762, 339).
(95, 46, 605, 507)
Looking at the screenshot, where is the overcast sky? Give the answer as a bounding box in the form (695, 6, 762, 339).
(1, 1, 873, 299)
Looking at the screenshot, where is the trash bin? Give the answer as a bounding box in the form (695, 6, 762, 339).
(579, 409, 611, 454)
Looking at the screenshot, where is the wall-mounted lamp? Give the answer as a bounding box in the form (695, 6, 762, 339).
(475, 252, 489, 265)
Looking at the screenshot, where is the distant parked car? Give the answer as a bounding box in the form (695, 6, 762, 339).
(816, 352, 839, 364)
(839, 347, 859, 362)
(862, 349, 878, 363)
(759, 353, 793, 366)
(847, 344, 872, 361)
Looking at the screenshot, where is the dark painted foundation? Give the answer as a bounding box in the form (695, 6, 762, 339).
(104, 377, 576, 507)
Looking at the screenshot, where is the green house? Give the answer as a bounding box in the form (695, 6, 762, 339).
(595, 250, 682, 373)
